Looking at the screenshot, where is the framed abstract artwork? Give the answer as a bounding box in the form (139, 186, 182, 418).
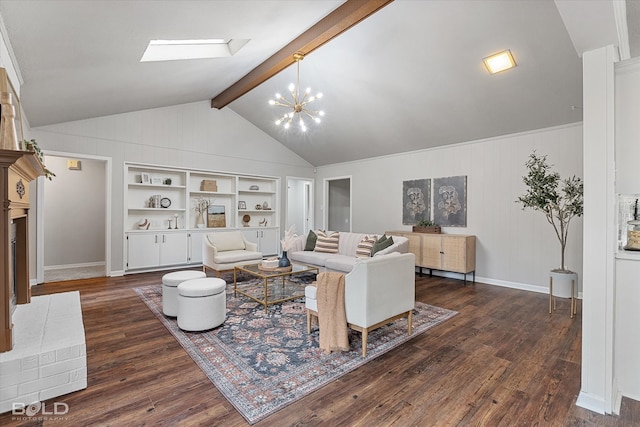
(433, 175, 467, 227)
(402, 179, 431, 225)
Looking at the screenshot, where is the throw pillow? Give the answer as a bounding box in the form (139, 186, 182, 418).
(314, 231, 340, 253)
(304, 230, 318, 251)
(371, 235, 393, 256)
(356, 235, 377, 258)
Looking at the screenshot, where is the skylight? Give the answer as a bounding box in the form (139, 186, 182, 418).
(483, 50, 517, 74)
(140, 39, 250, 62)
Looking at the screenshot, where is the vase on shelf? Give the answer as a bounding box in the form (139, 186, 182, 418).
(278, 251, 291, 268)
(196, 212, 205, 228)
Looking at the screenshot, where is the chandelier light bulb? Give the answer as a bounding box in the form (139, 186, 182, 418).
(284, 122, 290, 129)
(268, 99, 275, 105)
(314, 117, 321, 124)
(319, 110, 325, 116)
(317, 93, 323, 99)
(288, 83, 295, 92)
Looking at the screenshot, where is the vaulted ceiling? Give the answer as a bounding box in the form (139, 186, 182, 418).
(0, 0, 633, 166)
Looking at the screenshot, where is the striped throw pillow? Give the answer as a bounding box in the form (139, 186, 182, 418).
(356, 235, 377, 258)
(314, 231, 340, 253)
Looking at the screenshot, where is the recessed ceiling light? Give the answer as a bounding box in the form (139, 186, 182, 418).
(140, 39, 250, 62)
(483, 50, 517, 74)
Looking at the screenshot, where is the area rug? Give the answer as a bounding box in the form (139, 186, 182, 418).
(134, 273, 457, 424)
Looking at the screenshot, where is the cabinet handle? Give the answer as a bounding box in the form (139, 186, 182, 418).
(440, 251, 444, 254)
(155, 235, 158, 244)
(163, 235, 166, 243)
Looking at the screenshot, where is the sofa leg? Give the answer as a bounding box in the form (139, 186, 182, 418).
(306, 310, 311, 334)
(361, 328, 368, 357)
(408, 310, 413, 335)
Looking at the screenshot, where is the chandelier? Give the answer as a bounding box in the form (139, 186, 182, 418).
(268, 52, 324, 132)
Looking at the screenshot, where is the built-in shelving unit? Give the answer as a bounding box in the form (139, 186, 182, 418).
(124, 163, 280, 272)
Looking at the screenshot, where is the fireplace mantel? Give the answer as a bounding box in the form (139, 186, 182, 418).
(1, 149, 45, 352)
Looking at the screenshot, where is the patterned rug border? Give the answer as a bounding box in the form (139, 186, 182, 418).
(134, 283, 457, 424)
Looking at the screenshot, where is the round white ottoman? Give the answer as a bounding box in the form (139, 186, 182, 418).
(177, 278, 226, 331)
(162, 270, 206, 317)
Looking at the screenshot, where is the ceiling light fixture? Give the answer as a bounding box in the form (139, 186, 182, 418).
(483, 49, 517, 74)
(268, 53, 324, 132)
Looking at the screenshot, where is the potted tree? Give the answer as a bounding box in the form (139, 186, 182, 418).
(516, 152, 583, 299)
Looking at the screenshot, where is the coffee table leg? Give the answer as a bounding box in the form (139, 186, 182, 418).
(234, 268, 237, 297)
(264, 277, 268, 312)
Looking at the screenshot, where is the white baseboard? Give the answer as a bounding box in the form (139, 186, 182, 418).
(109, 270, 125, 277)
(613, 384, 623, 415)
(475, 275, 549, 294)
(44, 261, 105, 271)
(420, 270, 585, 299)
(576, 391, 606, 414)
(422, 270, 554, 296)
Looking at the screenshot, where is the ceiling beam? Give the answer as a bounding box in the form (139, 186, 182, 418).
(211, 0, 394, 109)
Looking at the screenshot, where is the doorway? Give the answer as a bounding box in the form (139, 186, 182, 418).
(286, 177, 314, 235)
(36, 152, 112, 283)
(324, 177, 351, 232)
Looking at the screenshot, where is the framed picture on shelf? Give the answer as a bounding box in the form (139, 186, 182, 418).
(207, 205, 226, 228)
(141, 173, 150, 184)
(238, 201, 246, 210)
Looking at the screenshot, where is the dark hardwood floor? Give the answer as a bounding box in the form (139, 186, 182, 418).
(2, 271, 639, 426)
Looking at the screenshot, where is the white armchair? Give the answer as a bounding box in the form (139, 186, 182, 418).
(305, 252, 416, 356)
(202, 231, 263, 277)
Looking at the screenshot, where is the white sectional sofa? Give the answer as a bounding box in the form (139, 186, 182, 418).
(288, 231, 409, 273)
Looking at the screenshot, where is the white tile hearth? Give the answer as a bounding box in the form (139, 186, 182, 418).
(0, 292, 87, 414)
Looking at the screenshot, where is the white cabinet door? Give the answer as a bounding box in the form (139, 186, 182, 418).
(127, 233, 160, 270)
(259, 228, 279, 256)
(241, 229, 260, 248)
(241, 228, 279, 256)
(188, 231, 205, 264)
(160, 232, 188, 266)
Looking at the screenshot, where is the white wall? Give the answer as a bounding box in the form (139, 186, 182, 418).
(315, 123, 583, 293)
(578, 45, 617, 415)
(327, 178, 351, 232)
(286, 178, 306, 234)
(43, 156, 105, 267)
(613, 56, 640, 402)
(31, 101, 315, 274)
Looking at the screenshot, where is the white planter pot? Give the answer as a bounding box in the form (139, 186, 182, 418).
(550, 271, 577, 299)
